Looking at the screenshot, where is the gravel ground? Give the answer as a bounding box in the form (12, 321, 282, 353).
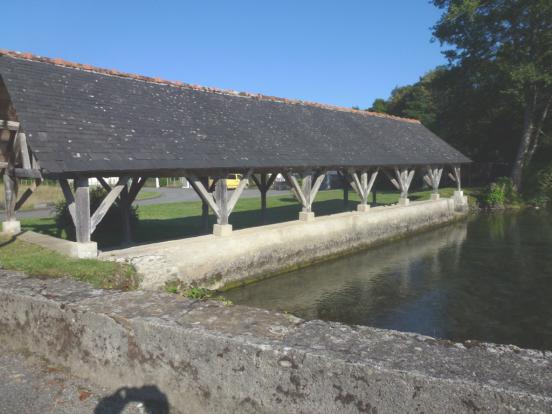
(0, 344, 170, 414)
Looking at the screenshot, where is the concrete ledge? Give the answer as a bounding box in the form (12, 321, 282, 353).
(104, 198, 467, 290)
(2, 220, 21, 234)
(431, 193, 440, 201)
(356, 204, 370, 212)
(18, 231, 98, 259)
(0, 270, 550, 413)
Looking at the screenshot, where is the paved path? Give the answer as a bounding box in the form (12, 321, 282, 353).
(10, 187, 291, 220)
(0, 343, 170, 413)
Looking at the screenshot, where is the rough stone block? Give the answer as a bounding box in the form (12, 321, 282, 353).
(398, 197, 410, 206)
(299, 211, 315, 222)
(1, 220, 21, 234)
(357, 204, 371, 212)
(72, 242, 98, 259)
(431, 193, 440, 201)
(213, 224, 232, 237)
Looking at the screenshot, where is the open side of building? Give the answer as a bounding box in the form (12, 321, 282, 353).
(0, 50, 470, 260)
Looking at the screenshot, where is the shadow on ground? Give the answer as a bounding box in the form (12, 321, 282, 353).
(93, 385, 169, 414)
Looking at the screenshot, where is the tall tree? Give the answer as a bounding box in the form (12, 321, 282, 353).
(432, 0, 552, 189)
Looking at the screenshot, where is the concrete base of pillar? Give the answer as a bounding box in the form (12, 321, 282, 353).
(398, 197, 410, 206)
(453, 190, 468, 211)
(72, 242, 98, 259)
(299, 211, 315, 222)
(431, 193, 440, 201)
(2, 220, 21, 234)
(213, 224, 233, 237)
(357, 204, 370, 212)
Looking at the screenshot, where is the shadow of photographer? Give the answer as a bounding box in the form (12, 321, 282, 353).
(94, 385, 169, 414)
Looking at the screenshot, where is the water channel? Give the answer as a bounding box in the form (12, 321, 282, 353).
(225, 210, 552, 351)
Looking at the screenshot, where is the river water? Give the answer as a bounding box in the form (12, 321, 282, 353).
(225, 210, 552, 351)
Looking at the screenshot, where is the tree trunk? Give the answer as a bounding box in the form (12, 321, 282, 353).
(511, 90, 537, 190)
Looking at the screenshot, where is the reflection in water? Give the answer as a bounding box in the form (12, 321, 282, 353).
(225, 211, 552, 350)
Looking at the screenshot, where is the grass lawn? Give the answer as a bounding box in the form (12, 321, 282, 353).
(19, 187, 480, 248)
(0, 234, 138, 289)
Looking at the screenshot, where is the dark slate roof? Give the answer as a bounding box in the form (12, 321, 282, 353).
(0, 52, 470, 175)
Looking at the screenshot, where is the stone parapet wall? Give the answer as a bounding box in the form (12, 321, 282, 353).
(0, 271, 550, 413)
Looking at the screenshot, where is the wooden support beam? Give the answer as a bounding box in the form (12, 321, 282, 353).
(13, 168, 42, 179)
(74, 178, 91, 243)
(96, 177, 112, 192)
(284, 173, 307, 207)
(383, 169, 401, 191)
(127, 177, 147, 204)
(451, 166, 462, 190)
(0, 120, 20, 131)
(227, 169, 253, 215)
(59, 179, 76, 225)
(187, 175, 220, 217)
(17, 133, 31, 169)
(90, 177, 128, 235)
(310, 172, 326, 203)
(200, 177, 210, 233)
(425, 166, 443, 193)
(3, 170, 18, 221)
(284, 171, 325, 212)
(348, 169, 379, 205)
(215, 178, 229, 225)
(252, 172, 278, 224)
(120, 184, 132, 244)
(15, 178, 42, 211)
(386, 167, 415, 199)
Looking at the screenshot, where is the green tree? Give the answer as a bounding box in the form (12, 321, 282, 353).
(432, 0, 552, 189)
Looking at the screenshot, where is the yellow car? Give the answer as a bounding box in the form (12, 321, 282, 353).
(225, 173, 244, 190)
(209, 174, 248, 190)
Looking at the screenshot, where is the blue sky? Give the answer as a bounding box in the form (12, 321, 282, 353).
(2, 1, 446, 109)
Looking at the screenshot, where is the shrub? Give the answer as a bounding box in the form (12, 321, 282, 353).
(54, 186, 138, 242)
(482, 177, 520, 208)
(531, 165, 552, 207)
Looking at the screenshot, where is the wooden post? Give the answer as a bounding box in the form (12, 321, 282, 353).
(343, 184, 349, 206)
(215, 178, 228, 225)
(260, 173, 267, 223)
(3, 170, 18, 222)
(120, 184, 132, 244)
(252, 172, 277, 224)
(302, 174, 312, 212)
(74, 177, 91, 243)
(200, 177, 210, 233)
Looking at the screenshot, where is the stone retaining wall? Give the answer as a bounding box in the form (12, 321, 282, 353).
(104, 198, 466, 290)
(0, 271, 550, 413)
